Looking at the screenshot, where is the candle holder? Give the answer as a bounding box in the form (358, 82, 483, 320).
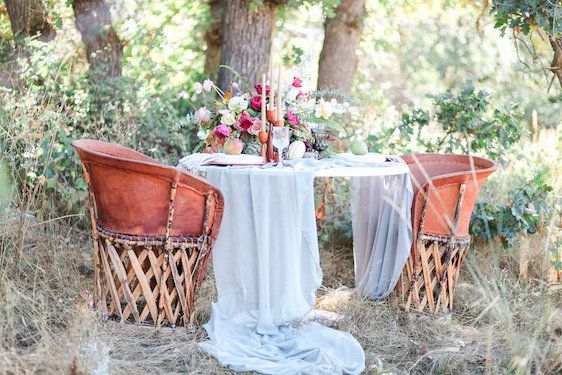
(258, 131, 269, 163)
(266, 122, 275, 162)
(266, 110, 277, 123)
(274, 119, 284, 127)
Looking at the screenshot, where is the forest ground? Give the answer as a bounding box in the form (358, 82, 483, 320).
(0, 214, 560, 375)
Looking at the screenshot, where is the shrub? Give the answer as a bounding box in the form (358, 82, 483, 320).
(368, 83, 525, 161)
(366, 84, 559, 251)
(0, 39, 196, 218)
(471, 167, 555, 247)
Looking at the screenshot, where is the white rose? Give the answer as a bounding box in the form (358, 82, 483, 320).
(314, 104, 322, 118)
(203, 79, 213, 92)
(228, 95, 249, 112)
(197, 129, 209, 140)
(194, 82, 203, 94)
(221, 111, 236, 126)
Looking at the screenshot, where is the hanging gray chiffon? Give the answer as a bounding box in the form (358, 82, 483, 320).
(192, 157, 412, 375)
(352, 174, 413, 298)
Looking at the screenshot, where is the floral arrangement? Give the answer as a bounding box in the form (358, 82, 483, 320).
(188, 75, 358, 155)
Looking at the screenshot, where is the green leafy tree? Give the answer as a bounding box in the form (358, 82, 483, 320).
(491, 0, 562, 87)
(369, 84, 525, 160)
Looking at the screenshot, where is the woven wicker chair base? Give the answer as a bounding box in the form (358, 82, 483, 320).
(394, 236, 470, 313)
(393, 154, 499, 313)
(94, 236, 209, 326)
(74, 140, 224, 327)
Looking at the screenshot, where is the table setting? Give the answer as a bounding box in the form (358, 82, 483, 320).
(176, 65, 413, 374)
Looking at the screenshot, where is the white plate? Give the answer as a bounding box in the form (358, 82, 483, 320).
(208, 154, 265, 166)
(333, 153, 388, 164)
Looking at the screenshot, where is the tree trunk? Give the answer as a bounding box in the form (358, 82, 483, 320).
(218, 0, 286, 91)
(4, 0, 56, 42)
(317, 0, 366, 95)
(550, 35, 562, 87)
(204, 0, 223, 80)
(72, 0, 123, 81)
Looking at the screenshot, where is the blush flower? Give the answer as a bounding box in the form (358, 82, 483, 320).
(248, 119, 262, 135)
(255, 84, 270, 95)
(250, 96, 263, 111)
(195, 107, 211, 124)
(292, 77, 303, 88)
(214, 124, 232, 139)
(203, 79, 213, 92)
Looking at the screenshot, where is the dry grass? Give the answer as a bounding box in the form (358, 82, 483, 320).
(0, 213, 560, 375)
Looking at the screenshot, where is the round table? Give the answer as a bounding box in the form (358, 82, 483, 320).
(197, 157, 413, 375)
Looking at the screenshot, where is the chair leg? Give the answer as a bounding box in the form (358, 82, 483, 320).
(395, 238, 471, 313)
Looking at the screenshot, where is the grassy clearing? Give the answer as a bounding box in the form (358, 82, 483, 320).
(0, 214, 560, 374)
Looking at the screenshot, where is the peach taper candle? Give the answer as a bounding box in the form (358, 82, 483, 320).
(269, 65, 275, 111)
(276, 65, 282, 123)
(261, 73, 266, 131)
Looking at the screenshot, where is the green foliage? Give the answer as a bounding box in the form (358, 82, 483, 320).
(368, 84, 525, 160)
(0, 0, 205, 217)
(288, 0, 342, 18)
(491, 0, 562, 36)
(355, 1, 561, 133)
(283, 45, 305, 66)
(471, 167, 555, 247)
(252, 0, 341, 18)
(365, 83, 554, 250)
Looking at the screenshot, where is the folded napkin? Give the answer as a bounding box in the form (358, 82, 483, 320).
(177, 153, 224, 173)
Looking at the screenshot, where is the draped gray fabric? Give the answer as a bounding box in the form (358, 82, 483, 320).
(189, 157, 413, 374)
(352, 174, 413, 298)
(200, 165, 365, 374)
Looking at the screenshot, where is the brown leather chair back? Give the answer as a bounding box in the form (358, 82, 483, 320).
(402, 154, 499, 241)
(73, 139, 224, 241)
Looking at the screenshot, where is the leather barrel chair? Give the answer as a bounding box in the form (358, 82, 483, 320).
(74, 139, 224, 326)
(394, 153, 499, 312)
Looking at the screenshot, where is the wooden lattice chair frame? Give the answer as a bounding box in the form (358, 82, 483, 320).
(394, 154, 499, 312)
(73, 139, 224, 326)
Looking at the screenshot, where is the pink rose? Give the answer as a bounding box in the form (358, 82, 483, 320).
(250, 96, 263, 111)
(255, 84, 270, 95)
(214, 124, 232, 139)
(195, 107, 211, 124)
(236, 110, 254, 132)
(248, 119, 262, 135)
(292, 77, 303, 88)
(286, 111, 299, 126)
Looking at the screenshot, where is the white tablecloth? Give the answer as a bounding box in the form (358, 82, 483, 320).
(192, 157, 413, 374)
